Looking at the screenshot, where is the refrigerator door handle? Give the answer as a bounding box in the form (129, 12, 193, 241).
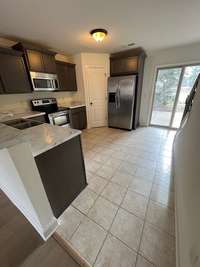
(118, 88, 121, 108)
(115, 91, 118, 109)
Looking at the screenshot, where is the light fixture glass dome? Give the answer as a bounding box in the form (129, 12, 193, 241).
(90, 29, 108, 42)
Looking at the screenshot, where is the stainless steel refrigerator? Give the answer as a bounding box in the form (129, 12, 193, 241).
(108, 75, 137, 130)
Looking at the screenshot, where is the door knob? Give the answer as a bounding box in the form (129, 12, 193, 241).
(90, 102, 93, 105)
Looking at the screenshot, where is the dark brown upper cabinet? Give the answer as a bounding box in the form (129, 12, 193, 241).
(0, 48, 32, 94)
(110, 47, 146, 76)
(26, 50, 44, 73)
(13, 42, 57, 74)
(110, 56, 138, 76)
(42, 53, 57, 73)
(56, 61, 77, 91)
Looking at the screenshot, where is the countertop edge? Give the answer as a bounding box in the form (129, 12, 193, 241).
(33, 129, 81, 157)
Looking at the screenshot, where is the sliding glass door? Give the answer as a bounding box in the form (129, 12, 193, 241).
(150, 64, 200, 129)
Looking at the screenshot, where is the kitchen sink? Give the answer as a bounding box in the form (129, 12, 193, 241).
(3, 118, 43, 130)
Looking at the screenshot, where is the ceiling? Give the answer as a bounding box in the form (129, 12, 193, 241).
(0, 0, 200, 55)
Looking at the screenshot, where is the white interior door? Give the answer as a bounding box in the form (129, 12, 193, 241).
(85, 66, 107, 128)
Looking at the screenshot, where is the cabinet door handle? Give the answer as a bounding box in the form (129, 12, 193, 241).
(90, 102, 93, 105)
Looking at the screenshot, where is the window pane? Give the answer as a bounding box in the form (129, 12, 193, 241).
(151, 68, 182, 126)
(172, 65, 200, 128)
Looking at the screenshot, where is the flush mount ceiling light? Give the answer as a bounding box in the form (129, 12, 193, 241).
(90, 29, 108, 42)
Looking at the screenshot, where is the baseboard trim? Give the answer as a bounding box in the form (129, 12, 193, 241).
(53, 232, 91, 267)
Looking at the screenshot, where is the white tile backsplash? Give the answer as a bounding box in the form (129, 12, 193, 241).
(0, 91, 80, 114)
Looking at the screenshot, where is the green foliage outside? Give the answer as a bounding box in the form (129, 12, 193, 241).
(154, 66, 200, 110)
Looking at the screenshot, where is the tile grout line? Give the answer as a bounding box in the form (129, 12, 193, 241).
(71, 128, 175, 267)
(136, 135, 174, 266)
(69, 179, 109, 243)
(135, 159, 159, 266)
(92, 178, 131, 267)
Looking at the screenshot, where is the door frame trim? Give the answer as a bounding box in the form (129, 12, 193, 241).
(149, 62, 200, 129)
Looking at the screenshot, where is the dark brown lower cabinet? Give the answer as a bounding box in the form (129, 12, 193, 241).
(69, 106, 87, 130)
(34, 135, 87, 218)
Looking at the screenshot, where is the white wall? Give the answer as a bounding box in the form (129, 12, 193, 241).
(173, 77, 200, 267)
(140, 42, 200, 126)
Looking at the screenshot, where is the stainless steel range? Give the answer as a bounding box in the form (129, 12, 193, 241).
(31, 98, 70, 127)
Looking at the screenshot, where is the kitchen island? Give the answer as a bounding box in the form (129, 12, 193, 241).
(0, 120, 87, 240)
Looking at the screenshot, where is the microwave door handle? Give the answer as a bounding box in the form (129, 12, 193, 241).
(51, 80, 55, 90)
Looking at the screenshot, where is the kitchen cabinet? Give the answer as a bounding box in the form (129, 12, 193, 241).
(26, 50, 44, 73)
(110, 56, 138, 76)
(0, 76, 4, 93)
(110, 47, 145, 76)
(42, 53, 57, 74)
(0, 48, 32, 94)
(35, 135, 87, 218)
(56, 61, 77, 91)
(13, 43, 57, 74)
(69, 106, 87, 130)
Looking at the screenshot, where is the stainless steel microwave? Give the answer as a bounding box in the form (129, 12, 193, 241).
(30, 71, 59, 91)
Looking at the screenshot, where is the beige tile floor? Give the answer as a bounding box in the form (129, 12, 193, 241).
(56, 126, 176, 267)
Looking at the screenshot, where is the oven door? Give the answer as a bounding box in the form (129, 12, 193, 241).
(48, 111, 70, 127)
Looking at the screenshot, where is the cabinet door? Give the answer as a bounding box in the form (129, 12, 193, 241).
(124, 56, 138, 73)
(0, 53, 32, 94)
(110, 56, 138, 75)
(35, 136, 87, 218)
(56, 62, 68, 90)
(70, 107, 87, 130)
(110, 58, 125, 75)
(67, 64, 77, 91)
(26, 50, 44, 72)
(42, 54, 56, 74)
(79, 107, 87, 129)
(56, 62, 77, 91)
(0, 75, 4, 93)
(70, 111, 81, 129)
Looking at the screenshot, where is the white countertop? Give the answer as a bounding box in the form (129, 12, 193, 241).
(0, 122, 81, 157)
(0, 111, 46, 122)
(69, 104, 86, 109)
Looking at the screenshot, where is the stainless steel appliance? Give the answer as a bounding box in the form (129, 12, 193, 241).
(48, 110, 70, 128)
(30, 72, 59, 91)
(108, 75, 137, 130)
(31, 98, 70, 127)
